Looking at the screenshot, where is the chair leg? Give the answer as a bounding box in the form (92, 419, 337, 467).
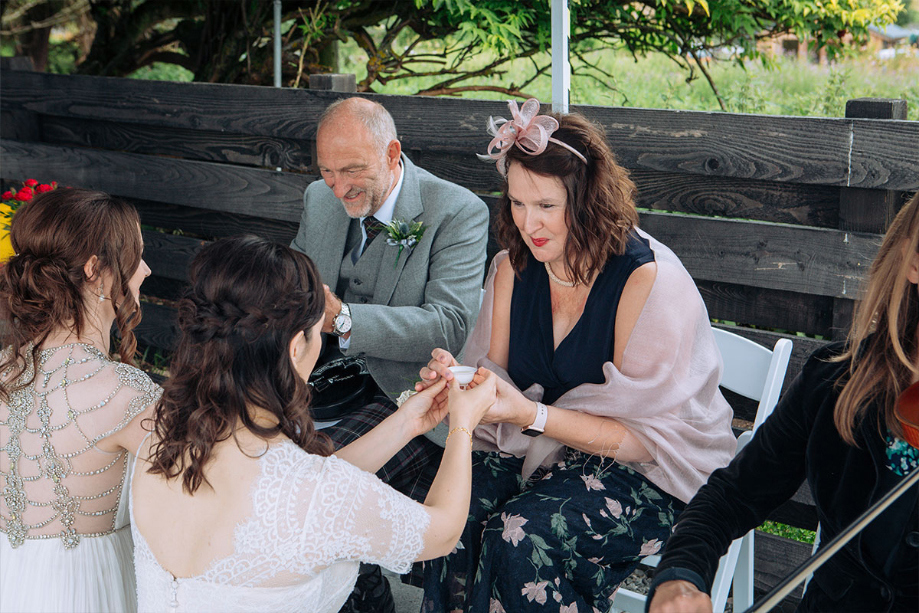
(732, 532, 755, 612)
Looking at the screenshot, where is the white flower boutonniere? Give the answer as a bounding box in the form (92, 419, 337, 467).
(384, 219, 426, 265)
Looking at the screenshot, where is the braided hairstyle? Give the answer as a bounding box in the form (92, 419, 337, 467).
(0, 189, 143, 401)
(147, 235, 332, 494)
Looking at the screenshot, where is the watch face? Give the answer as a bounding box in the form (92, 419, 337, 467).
(334, 314, 352, 334)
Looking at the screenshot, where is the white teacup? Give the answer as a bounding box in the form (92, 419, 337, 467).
(448, 366, 477, 389)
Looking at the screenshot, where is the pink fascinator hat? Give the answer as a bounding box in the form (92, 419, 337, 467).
(478, 98, 588, 175)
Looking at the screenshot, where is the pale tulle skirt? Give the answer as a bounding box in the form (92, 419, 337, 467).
(0, 526, 136, 613)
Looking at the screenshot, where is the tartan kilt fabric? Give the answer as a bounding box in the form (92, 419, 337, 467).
(321, 389, 444, 501)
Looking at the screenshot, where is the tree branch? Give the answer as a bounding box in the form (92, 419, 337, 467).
(1, 0, 89, 35)
(414, 84, 536, 98)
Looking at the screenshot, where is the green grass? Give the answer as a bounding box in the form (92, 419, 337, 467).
(338, 37, 919, 120)
(758, 520, 817, 544)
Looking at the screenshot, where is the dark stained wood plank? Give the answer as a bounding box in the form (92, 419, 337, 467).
(42, 116, 313, 172)
(141, 230, 206, 282)
(1, 140, 312, 222)
(411, 151, 843, 229)
(697, 281, 835, 337)
(1, 109, 40, 142)
(135, 200, 300, 243)
(135, 302, 179, 353)
(140, 277, 187, 303)
(4, 70, 917, 190)
(633, 171, 840, 228)
(580, 105, 919, 192)
(752, 532, 811, 602)
(0, 70, 334, 141)
(639, 211, 880, 299)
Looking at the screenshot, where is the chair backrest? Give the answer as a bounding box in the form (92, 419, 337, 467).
(712, 328, 793, 431)
(611, 329, 794, 613)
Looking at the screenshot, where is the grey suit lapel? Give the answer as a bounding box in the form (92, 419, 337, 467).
(312, 191, 352, 290)
(373, 156, 424, 306)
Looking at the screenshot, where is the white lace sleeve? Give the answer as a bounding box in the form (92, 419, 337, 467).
(279, 451, 431, 575)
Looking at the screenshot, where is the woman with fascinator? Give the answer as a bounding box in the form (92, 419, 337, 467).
(416, 99, 737, 612)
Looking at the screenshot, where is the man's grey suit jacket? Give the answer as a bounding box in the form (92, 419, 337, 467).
(291, 155, 489, 399)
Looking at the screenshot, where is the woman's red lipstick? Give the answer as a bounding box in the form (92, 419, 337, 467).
(531, 238, 548, 247)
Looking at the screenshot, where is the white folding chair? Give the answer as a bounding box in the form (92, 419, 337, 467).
(610, 329, 792, 613)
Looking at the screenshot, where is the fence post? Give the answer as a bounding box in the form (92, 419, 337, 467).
(308, 73, 356, 92)
(0, 56, 41, 143)
(832, 98, 909, 339)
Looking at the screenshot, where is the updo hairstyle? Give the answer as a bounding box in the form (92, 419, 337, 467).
(147, 235, 332, 494)
(0, 188, 144, 400)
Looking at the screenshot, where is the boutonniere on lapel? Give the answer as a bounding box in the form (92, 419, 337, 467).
(384, 219, 426, 265)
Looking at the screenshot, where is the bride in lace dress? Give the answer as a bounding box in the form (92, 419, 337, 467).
(0, 189, 160, 613)
(130, 235, 496, 613)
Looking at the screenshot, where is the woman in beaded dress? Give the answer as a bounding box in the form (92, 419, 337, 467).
(130, 236, 497, 612)
(0, 189, 160, 613)
(416, 100, 737, 612)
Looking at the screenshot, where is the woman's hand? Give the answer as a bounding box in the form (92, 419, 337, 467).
(415, 348, 459, 391)
(648, 581, 713, 613)
(447, 368, 497, 430)
(397, 379, 449, 439)
(479, 375, 536, 428)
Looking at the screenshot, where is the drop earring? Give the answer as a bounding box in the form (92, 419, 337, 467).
(98, 285, 106, 302)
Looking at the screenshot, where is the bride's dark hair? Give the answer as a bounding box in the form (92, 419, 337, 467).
(0, 189, 143, 401)
(147, 235, 332, 494)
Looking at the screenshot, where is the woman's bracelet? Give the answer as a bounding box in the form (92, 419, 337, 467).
(446, 426, 473, 445)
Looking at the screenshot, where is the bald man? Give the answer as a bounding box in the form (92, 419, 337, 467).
(291, 97, 488, 612)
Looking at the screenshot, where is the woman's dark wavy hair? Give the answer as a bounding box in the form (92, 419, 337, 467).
(494, 113, 640, 285)
(147, 235, 332, 494)
(0, 189, 143, 401)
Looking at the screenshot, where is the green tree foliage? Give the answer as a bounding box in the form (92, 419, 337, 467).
(1, 0, 903, 104)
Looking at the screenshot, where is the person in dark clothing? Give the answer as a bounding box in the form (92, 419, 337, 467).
(648, 191, 919, 613)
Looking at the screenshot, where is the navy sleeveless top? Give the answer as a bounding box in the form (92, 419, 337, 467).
(507, 232, 655, 405)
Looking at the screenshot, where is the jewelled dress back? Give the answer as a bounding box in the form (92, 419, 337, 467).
(0, 343, 161, 549)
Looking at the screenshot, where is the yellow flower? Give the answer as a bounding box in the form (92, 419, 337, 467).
(0, 202, 15, 263)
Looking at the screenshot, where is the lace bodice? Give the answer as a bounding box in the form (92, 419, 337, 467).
(0, 343, 161, 550)
(132, 440, 431, 613)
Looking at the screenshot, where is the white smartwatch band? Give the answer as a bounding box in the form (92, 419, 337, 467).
(521, 402, 548, 437)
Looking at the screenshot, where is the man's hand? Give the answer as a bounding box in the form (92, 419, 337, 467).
(322, 284, 341, 335)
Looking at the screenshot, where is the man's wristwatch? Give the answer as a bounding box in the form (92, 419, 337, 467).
(521, 402, 548, 437)
(331, 302, 352, 337)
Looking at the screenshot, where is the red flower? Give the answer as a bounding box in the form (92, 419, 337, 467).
(24, 179, 38, 187)
(2, 191, 12, 200)
(35, 184, 54, 193)
(15, 187, 33, 201)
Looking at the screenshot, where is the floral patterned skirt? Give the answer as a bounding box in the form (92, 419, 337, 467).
(421, 449, 684, 613)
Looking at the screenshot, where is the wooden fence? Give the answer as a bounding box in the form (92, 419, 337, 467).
(2, 64, 918, 604)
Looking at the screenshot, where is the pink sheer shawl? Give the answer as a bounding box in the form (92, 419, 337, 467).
(463, 230, 736, 503)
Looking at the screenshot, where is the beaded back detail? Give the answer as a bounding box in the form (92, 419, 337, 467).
(0, 343, 161, 549)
